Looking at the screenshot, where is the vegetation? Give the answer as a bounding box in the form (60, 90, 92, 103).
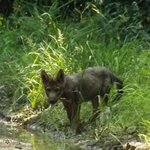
(0, 0, 150, 148)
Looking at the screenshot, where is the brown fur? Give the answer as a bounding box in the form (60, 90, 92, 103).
(41, 66, 123, 133)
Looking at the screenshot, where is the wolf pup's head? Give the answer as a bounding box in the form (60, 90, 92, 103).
(41, 69, 65, 105)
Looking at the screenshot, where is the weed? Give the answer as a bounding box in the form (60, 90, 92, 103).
(0, 1, 150, 147)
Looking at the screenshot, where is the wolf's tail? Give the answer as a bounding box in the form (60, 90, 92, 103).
(111, 73, 123, 101)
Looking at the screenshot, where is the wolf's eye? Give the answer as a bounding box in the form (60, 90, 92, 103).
(55, 87, 60, 92)
(46, 87, 51, 92)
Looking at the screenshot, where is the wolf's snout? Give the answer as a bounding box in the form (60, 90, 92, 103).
(48, 98, 58, 104)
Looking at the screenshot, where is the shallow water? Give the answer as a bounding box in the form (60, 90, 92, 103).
(0, 121, 85, 150)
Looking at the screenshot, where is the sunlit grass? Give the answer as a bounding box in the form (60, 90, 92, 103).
(0, 3, 150, 147)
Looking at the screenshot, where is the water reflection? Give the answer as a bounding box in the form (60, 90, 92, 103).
(0, 121, 84, 150)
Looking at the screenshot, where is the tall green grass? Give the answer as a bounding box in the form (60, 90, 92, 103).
(0, 2, 150, 145)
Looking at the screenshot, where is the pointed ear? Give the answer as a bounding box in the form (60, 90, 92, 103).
(41, 70, 49, 84)
(57, 69, 65, 83)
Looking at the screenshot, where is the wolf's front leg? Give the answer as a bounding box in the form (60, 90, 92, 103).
(61, 99, 73, 123)
(62, 98, 81, 133)
(91, 98, 99, 121)
(70, 105, 81, 133)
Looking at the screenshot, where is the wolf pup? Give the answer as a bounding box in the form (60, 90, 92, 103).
(41, 67, 123, 133)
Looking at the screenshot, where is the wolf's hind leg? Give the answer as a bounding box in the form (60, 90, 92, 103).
(100, 85, 110, 107)
(101, 94, 109, 107)
(91, 98, 99, 121)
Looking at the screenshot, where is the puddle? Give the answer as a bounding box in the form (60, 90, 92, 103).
(0, 121, 85, 150)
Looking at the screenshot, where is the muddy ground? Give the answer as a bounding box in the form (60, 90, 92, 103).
(1, 110, 150, 150)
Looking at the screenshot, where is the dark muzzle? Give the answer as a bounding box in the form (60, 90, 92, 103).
(48, 98, 58, 104)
